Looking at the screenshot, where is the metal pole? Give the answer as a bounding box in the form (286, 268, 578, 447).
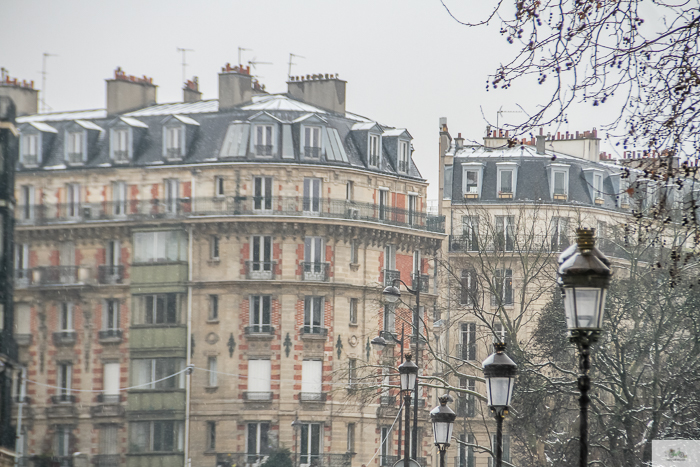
(496, 412, 503, 467)
(439, 449, 446, 467)
(412, 274, 420, 460)
(578, 341, 591, 467)
(404, 392, 412, 467)
(398, 324, 404, 459)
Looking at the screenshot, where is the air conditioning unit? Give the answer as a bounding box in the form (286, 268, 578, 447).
(82, 207, 92, 219)
(347, 208, 359, 219)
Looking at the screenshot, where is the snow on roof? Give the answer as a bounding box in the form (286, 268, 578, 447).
(173, 114, 200, 126)
(17, 109, 107, 123)
(125, 100, 218, 116)
(382, 128, 411, 138)
(75, 120, 103, 131)
(351, 122, 380, 131)
(29, 122, 58, 133)
(120, 116, 148, 128)
(344, 111, 373, 123)
(241, 94, 327, 113)
(292, 113, 328, 124)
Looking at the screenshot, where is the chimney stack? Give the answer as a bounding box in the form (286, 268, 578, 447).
(536, 134, 546, 155)
(219, 63, 254, 111)
(455, 132, 464, 150)
(183, 77, 202, 103)
(0, 72, 38, 116)
(106, 67, 157, 115)
(287, 74, 346, 114)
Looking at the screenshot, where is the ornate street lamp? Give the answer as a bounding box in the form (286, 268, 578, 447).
(430, 395, 456, 467)
(398, 354, 419, 467)
(558, 228, 612, 467)
(482, 342, 517, 467)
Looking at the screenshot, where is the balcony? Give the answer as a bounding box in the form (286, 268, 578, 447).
(98, 329, 123, 344)
(411, 274, 429, 293)
(53, 331, 77, 346)
(52, 394, 77, 404)
(302, 262, 329, 281)
(97, 265, 124, 284)
(245, 261, 275, 280)
(16, 266, 91, 287)
(244, 325, 275, 338)
(299, 326, 328, 340)
(255, 144, 273, 156)
(449, 235, 479, 252)
(15, 196, 445, 233)
(217, 453, 350, 467)
(93, 455, 120, 467)
(304, 146, 321, 158)
(299, 392, 327, 402)
(243, 391, 273, 401)
(384, 269, 400, 287)
(15, 333, 32, 346)
(91, 394, 125, 417)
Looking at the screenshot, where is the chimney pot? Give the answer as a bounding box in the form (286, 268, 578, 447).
(536, 134, 546, 155)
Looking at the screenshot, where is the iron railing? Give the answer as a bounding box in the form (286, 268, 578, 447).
(304, 146, 321, 158)
(244, 325, 275, 336)
(456, 344, 476, 361)
(15, 196, 445, 233)
(243, 391, 273, 401)
(245, 261, 276, 280)
(98, 329, 123, 341)
(299, 392, 327, 402)
(96, 394, 120, 404)
(97, 265, 124, 284)
(302, 262, 330, 281)
(93, 455, 120, 467)
(300, 326, 328, 338)
(412, 274, 429, 292)
(384, 269, 400, 287)
(51, 394, 77, 404)
(380, 395, 396, 406)
(53, 331, 77, 346)
(255, 144, 273, 156)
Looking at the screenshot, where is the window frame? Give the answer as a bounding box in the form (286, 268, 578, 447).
(103, 299, 120, 331)
(131, 358, 186, 390)
(368, 134, 381, 167)
(21, 132, 40, 166)
(462, 163, 484, 198)
(460, 269, 478, 306)
(110, 127, 130, 163)
(19, 185, 35, 221)
(398, 140, 409, 173)
(207, 356, 218, 387)
(303, 178, 322, 214)
(378, 188, 389, 220)
(112, 181, 127, 217)
(163, 125, 185, 159)
(303, 296, 324, 333)
(303, 125, 322, 159)
(215, 176, 225, 197)
(495, 215, 515, 251)
(208, 295, 219, 321)
(496, 162, 518, 196)
(246, 422, 271, 462)
(254, 124, 274, 157)
(133, 293, 183, 325)
(492, 269, 514, 307)
(460, 323, 477, 361)
(250, 295, 272, 331)
(349, 298, 358, 325)
(65, 130, 85, 164)
(253, 176, 273, 211)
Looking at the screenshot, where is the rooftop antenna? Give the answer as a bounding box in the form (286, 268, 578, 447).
(0, 67, 7, 82)
(288, 53, 305, 78)
(496, 107, 523, 132)
(238, 47, 252, 66)
(177, 48, 194, 85)
(40, 52, 58, 113)
(248, 58, 272, 79)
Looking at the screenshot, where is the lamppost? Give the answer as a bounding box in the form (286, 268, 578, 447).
(482, 342, 517, 467)
(398, 354, 418, 467)
(291, 420, 301, 467)
(383, 277, 422, 460)
(557, 228, 612, 467)
(430, 395, 456, 467)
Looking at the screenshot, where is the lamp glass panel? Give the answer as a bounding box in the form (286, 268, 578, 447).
(565, 287, 603, 329)
(384, 291, 400, 303)
(400, 372, 416, 392)
(433, 421, 450, 445)
(486, 376, 513, 407)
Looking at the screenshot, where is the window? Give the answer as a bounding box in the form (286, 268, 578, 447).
(255, 125, 273, 156)
(495, 216, 515, 251)
(133, 293, 183, 325)
(103, 363, 120, 403)
(413, 250, 421, 279)
(303, 178, 322, 214)
(66, 131, 84, 163)
(131, 358, 185, 389)
(378, 189, 389, 220)
(347, 423, 356, 453)
(208, 295, 219, 321)
(368, 134, 380, 167)
(464, 169, 479, 195)
(493, 322, 509, 346)
(304, 126, 322, 158)
(111, 128, 129, 162)
(206, 422, 216, 451)
(164, 179, 179, 214)
(384, 244, 396, 271)
(350, 240, 358, 264)
(58, 363, 72, 398)
(593, 173, 604, 200)
(215, 176, 225, 197)
(103, 299, 120, 330)
(251, 236, 272, 276)
(348, 359, 357, 387)
(133, 231, 186, 263)
(99, 425, 118, 456)
(301, 360, 323, 399)
(208, 357, 218, 387)
(398, 141, 409, 172)
(349, 299, 358, 325)
(250, 296, 271, 332)
(129, 421, 184, 453)
(457, 433, 476, 467)
(14, 244, 29, 282)
(21, 133, 39, 165)
(66, 183, 81, 218)
(55, 425, 72, 456)
(112, 181, 127, 216)
(461, 269, 478, 306)
(303, 237, 325, 280)
(300, 423, 322, 465)
(14, 303, 30, 336)
(460, 323, 476, 361)
(383, 305, 395, 334)
(457, 377, 476, 417)
(247, 422, 271, 463)
(379, 426, 391, 466)
(551, 217, 569, 251)
(620, 178, 630, 206)
(499, 169, 513, 194)
(462, 216, 479, 251)
(247, 360, 271, 399)
(104, 239, 121, 283)
(408, 194, 417, 226)
(210, 236, 220, 260)
(597, 221, 607, 244)
(304, 296, 324, 334)
(165, 126, 183, 158)
(59, 302, 73, 331)
(346, 181, 354, 201)
(488, 434, 510, 467)
(19, 185, 35, 220)
(253, 176, 272, 211)
(553, 171, 567, 197)
(492, 269, 513, 306)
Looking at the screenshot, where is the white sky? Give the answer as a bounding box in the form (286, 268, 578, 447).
(0, 0, 620, 200)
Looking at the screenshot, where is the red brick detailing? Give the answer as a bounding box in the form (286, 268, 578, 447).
(75, 247, 83, 266)
(49, 250, 59, 266)
(96, 248, 106, 266)
(240, 242, 250, 276)
(55, 188, 62, 218)
(273, 242, 282, 275)
(325, 244, 333, 278)
(182, 181, 192, 212)
(296, 242, 304, 276)
(29, 250, 38, 268)
(396, 253, 413, 284)
(121, 245, 130, 279)
(150, 183, 159, 199)
(129, 185, 139, 213)
(100, 185, 107, 217)
(422, 257, 429, 274)
(378, 250, 385, 284)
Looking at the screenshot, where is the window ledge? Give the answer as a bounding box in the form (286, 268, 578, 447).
(349, 322, 359, 328)
(498, 193, 513, 199)
(595, 198, 605, 205)
(205, 386, 219, 393)
(208, 259, 221, 265)
(127, 389, 186, 394)
(206, 319, 220, 324)
(553, 194, 568, 200)
(130, 324, 186, 329)
(349, 263, 360, 272)
(464, 193, 479, 199)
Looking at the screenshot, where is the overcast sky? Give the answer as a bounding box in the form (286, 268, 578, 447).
(0, 0, 619, 199)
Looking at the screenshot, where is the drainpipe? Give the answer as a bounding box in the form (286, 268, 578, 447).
(184, 226, 194, 467)
(14, 367, 26, 467)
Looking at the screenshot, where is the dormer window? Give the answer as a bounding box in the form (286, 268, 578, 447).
(21, 134, 39, 166)
(111, 128, 129, 163)
(66, 131, 85, 165)
(255, 125, 273, 156)
(496, 162, 518, 199)
(554, 172, 566, 196)
(368, 134, 380, 167)
(548, 163, 570, 201)
(304, 126, 322, 158)
(619, 178, 630, 208)
(164, 126, 184, 160)
(462, 163, 484, 199)
(593, 173, 604, 203)
(398, 141, 409, 173)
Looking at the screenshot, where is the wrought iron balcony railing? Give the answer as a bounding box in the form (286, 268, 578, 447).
(53, 331, 77, 346)
(244, 325, 275, 336)
(97, 265, 124, 284)
(299, 392, 327, 402)
(302, 262, 330, 281)
(245, 261, 276, 280)
(300, 326, 328, 339)
(243, 391, 273, 401)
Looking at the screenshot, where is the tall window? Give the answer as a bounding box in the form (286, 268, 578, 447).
(398, 141, 409, 172)
(303, 237, 325, 280)
(499, 169, 513, 194)
(57, 363, 72, 399)
(347, 423, 356, 454)
(251, 236, 272, 276)
(250, 296, 271, 332)
(462, 216, 479, 251)
(350, 240, 358, 264)
(206, 422, 216, 451)
(103, 299, 119, 331)
(164, 179, 179, 214)
(304, 297, 324, 334)
(379, 426, 391, 466)
(378, 189, 389, 220)
(303, 178, 322, 214)
(59, 302, 73, 331)
(133, 293, 182, 325)
(492, 269, 513, 306)
(346, 181, 354, 201)
(21, 133, 39, 165)
(112, 181, 127, 216)
(165, 126, 183, 158)
(383, 305, 395, 335)
(55, 425, 72, 456)
(464, 170, 479, 194)
(67, 131, 83, 162)
(253, 176, 272, 211)
(19, 185, 35, 220)
(208, 357, 217, 387)
(495, 216, 515, 251)
(247, 422, 271, 463)
(129, 421, 184, 453)
(301, 360, 323, 399)
(131, 358, 185, 389)
(255, 125, 273, 156)
(457, 377, 476, 417)
(553, 170, 567, 197)
(14, 244, 29, 282)
(384, 244, 396, 271)
(300, 423, 322, 465)
(458, 433, 476, 467)
(493, 322, 509, 346)
(489, 434, 510, 467)
(215, 176, 225, 197)
(99, 425, 118, 456)
(210, 236, 220, 260)
(105, 239, 121, 279)
(408, 194, 417, 226)
(460, 323, 476, 361)
(551, 217, 569, 252)
(368, 134, 380, 167)
(304, 126, 322, 158)
(66, 183, 81, 218)
(102, 363, 120, 403)
(247, 360, 271, 399)
(349, 298, 358, 325)
(133, 231, 186, 263)
(593, 173, 604, 200)
(348, 359, 357, 387)
(460, 269, 478, 306)
(208, 295, 219, 321)
(112, 129, 129, 162)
